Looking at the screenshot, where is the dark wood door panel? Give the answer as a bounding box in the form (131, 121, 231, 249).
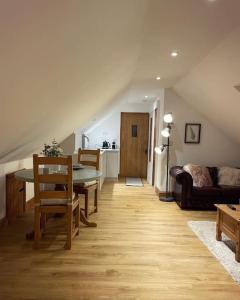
(120, 112, 149, 178)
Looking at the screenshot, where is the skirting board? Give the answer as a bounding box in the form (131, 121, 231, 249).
(155, 186, 161, 195)
(154, 186, 173, 197)
(105, 177, 118, 182)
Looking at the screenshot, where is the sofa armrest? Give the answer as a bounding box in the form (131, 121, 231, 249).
(170, 166, 193, 187)
(170, 166, 193, 209)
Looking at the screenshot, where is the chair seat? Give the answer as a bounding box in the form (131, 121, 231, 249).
(40, 194, 79, 206)
(40, 198, 68, 206)
(75, 180, 97, 188)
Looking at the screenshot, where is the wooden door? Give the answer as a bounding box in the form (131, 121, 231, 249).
(120, 112, 149, 178)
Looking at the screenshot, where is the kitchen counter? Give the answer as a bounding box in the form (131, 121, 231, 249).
(100, 148, 120, 154)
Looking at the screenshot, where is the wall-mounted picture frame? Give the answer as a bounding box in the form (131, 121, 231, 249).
(184, 123, 201, 144)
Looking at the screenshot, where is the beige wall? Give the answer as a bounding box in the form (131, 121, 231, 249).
(154, 88, 240, 192)
(174, 25, 240, 145)
(60, 133, 76, 155)
(0, 1, 147, 163)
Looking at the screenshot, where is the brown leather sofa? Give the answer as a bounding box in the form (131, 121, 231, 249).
(170, 166, 240, 210)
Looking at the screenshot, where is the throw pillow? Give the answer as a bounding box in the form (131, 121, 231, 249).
(207, 167, 219, 187)
(183, 164, 213, 187)
(218, 167, 240, 186)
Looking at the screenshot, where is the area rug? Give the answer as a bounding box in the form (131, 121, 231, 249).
(125, 177, 143, 187)
(188, 221, 240, 284)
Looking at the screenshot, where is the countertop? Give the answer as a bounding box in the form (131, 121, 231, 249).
(100, 148, 120, 154)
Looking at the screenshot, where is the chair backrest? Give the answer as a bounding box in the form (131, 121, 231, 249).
(33, 154, 73, 205)
(78, 149, 100, 170)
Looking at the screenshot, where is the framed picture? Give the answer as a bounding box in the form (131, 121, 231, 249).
(184, 123, 201, 144)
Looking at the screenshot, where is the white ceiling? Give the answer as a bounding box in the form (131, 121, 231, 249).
(134, 0, 240, 86)
(1, 0, 240, 162)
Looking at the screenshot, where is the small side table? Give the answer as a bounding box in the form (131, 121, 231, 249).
(215, 204, 240, 262)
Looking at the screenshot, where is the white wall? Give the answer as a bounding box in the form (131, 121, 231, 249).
(174, 25, 240, 146)
(0, 1, 148, 163)
(60, 133, 76, 155)
(0, 158, 34, 220)
(165, 88, 240, 166)
(155, 88, 240, 192)
(147, 99, 161, 185)
(78, 99, 152, 149)
(150, 90, 165, 191)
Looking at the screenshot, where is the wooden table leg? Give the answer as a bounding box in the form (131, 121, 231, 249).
(80, 209, 97, 227)
(216, 209, 222, 241)
(74, 191, 97, 227)
(26, 205, 97, 240)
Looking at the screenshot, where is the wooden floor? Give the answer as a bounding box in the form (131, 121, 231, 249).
(0, 179, 239, 299)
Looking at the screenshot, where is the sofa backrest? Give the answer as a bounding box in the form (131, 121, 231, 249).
(206, 167, 219, 187)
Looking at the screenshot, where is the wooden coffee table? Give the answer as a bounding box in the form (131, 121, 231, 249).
(215, 204, 240, 262)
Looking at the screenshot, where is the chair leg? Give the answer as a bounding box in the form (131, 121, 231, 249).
(94, 188, 98, 213)
(75, 203, 80, 236)
(85, 191, 89, 218)
(66, 205, 72, 250)
(34, 206, 41, 249)
(40, 212, 47, 231)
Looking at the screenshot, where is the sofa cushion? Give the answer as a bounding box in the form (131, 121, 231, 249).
(183, 164, 213, 187)
(218, 167, 240, 186)
(207, 167, 219, 187)
(192, 187, 221, 197)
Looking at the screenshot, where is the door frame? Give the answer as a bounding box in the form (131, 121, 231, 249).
(152, 108, 158, 186)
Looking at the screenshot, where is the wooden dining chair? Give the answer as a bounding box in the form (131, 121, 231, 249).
(33, 154, 80, 250)
(73, 149, 100, 218)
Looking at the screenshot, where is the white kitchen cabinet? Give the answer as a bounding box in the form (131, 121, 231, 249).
(106, 150, 119, 180)
(99, 150, 107, 189)
(99, 149, 119, 188)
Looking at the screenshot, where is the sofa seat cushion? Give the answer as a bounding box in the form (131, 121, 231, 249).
(40, 198, 68, 206)
(192, 187, 221, 197)
(219, 185, 240, 199)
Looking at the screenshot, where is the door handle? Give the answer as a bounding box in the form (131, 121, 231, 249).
(145, 149, 148, 154)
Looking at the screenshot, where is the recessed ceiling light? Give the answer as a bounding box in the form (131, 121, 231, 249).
(156, 76, 161, 80)
(171, 51, 178, 57)
(145, 95, 148, 98)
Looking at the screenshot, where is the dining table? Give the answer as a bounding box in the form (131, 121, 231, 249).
(15, 167, 102, 239)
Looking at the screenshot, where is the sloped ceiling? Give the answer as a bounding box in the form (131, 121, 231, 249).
(1, 0, 240, 163)
(174, 25, 240, 144)
(133, 0, 240, 87)
(0, 0, 148, 162)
